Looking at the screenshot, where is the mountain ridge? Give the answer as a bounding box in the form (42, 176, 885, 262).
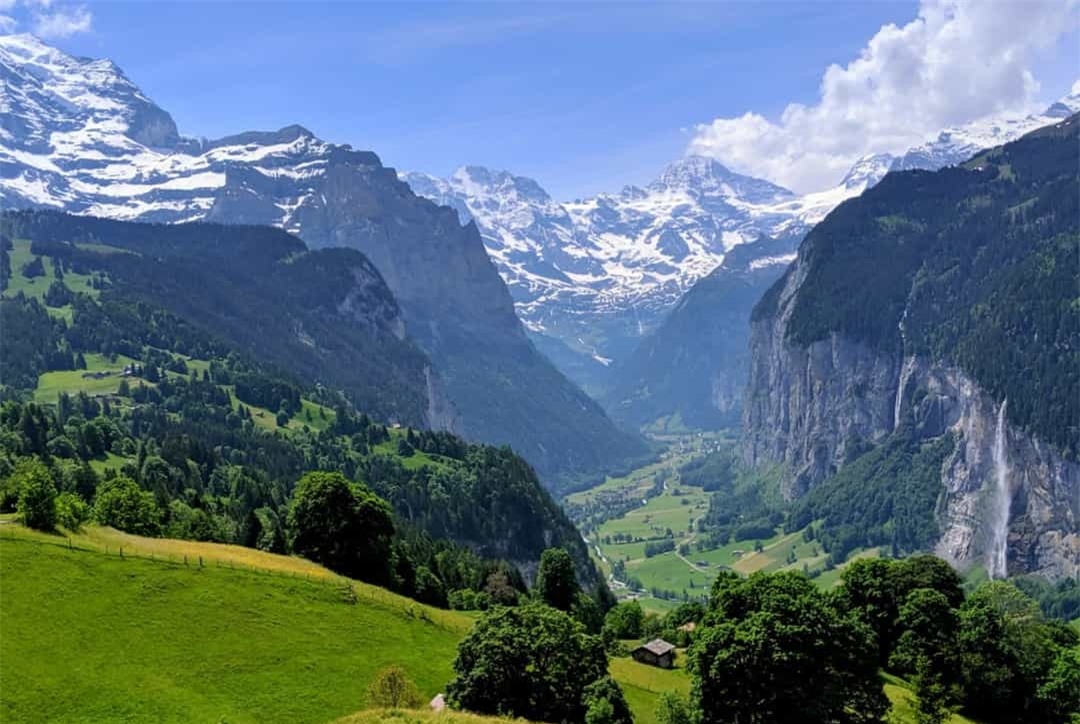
(400, 86, 1079, 393)
(0, 33, 645, 488)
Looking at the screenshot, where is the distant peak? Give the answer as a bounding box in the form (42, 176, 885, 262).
(651, 154, 794, 201)
(661, 155, 733, 180)
(0, 33, 69, 62)
(1043, 83, 1080, 119)
(840, 152, 895, 190)
(452, 165, 551, 202)
(277, 124, 315, 140)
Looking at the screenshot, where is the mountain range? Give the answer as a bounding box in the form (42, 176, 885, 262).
(401, 86, 1080, 397)
(2, 32, 1077, 456)
(0, 33, 645, 489)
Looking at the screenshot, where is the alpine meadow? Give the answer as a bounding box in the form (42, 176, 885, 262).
(1, 3, 1078, 724)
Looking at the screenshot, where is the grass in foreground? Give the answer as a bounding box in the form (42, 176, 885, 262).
(882, 674, 978, 724)
(0, 530, 468, 724)
(608, 657, 691, 724)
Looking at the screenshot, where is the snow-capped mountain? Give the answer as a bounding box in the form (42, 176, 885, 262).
(401, 88, 1079, 392)
(3, 32, 1077, 396)
(0, 33, 337, 226)
(400, 151, 901, 390)
(403, 157, 827, 389)
(892, 85, 1080, 171)
(0, 33, 647, 482)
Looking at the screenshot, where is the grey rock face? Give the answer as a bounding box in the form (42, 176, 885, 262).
(743, 255, 1079, 579)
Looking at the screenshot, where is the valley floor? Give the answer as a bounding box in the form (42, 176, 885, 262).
(566, 433, 881, 612)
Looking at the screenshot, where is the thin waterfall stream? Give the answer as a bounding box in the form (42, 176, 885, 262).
(989, 399, 1011, 579)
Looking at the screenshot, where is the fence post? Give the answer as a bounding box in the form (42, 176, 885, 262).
(199, 556, 204, 568)
(184, 555, 188, 566)
(119, 546, 124, 559)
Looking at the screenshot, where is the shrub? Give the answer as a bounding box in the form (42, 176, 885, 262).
(15, 458, 57, 531)
(656, 691, 693, 724)
(93, 475, 161, 536)
(583, 676, 632, 724)
(447, 603, 608, 722)
(603, 600, 644, 639)
(288, 471, 394, 583)
(55, 492, 89, 531)
(367, 666, 423, 709)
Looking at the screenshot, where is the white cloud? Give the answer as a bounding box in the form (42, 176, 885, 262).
(688, 0, 1079, 193)
(0, 0, 92, 37)
(32, 4, 91, 38)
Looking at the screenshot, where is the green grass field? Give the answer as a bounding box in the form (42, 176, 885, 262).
(881, 674, 977, 724)
(33, 353, 138, 402)
(4, 239, 104, 316)
(608, 656, 691, 724)
(333, 711, 524, 724)
(575, 436, 884, 608)
(0, 529, 469, 724)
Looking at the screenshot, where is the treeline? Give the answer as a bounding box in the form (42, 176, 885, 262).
(0, 369, 601, 601)
(673, 557, 1080, 724)
(688, 448, 783, 549)
(0, 215, 600, 591)
(444, 555, 1080, 724)
(0, 269, 599, 607)
(1, 405, 531, 609)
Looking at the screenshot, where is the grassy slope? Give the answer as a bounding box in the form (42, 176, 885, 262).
(334, 711, 523, 724)
(882, 675, 978, 724)
(0, 529, 469, 724)
(608, 657, 691, 724)
(572, 437, 877, 607)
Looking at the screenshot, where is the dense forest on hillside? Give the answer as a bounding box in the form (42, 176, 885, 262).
(1, 211, 435, 427)
(786, 432, 956, 564)
(0, 215, 602, 604)
(760, 115, 1080, 456)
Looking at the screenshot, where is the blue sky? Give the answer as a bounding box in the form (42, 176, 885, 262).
(21, 1, 1080, 198)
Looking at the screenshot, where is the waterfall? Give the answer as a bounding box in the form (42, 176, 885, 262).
(893, 356, 916, 429)
(989, 399, 1011, 579)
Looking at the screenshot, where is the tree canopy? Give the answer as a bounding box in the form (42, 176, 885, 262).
(446, 602, 615, 723)
(688, 571, 888, 724)
(287, 471, 394, 584)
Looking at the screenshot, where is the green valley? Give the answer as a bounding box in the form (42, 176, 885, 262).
(567, 433, 883, 612)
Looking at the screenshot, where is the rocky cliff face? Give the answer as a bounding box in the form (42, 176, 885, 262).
(743, 116, 1080, 578)
(746, 291, 1079, 579)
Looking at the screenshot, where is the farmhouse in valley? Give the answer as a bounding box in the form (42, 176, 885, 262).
(631, 638, 676, 669)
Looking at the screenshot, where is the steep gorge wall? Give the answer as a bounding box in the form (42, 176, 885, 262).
(743, 258, 1079, 579)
